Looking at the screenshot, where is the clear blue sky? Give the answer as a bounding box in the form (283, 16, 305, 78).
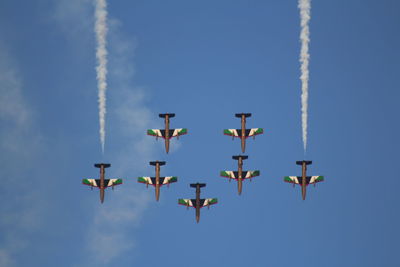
(1, 0, 399, 266)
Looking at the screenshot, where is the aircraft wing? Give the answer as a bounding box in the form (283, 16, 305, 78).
(82, 179, 99, 187)
(147, 129, 163, 138)
(161, 176, 178, 185)
(244, 170, 260, 179)
(309, 176, 324, 184)
(220, 170, 260, 180)
(138, 176, 153, 185)
(104, 179, 123, 187)
(220, 170, 236, 179)
(200, 198, 218, 208)
(284, 176, 324, 186)
(223, 129, 240, 137)
(82, 179, 122, 188)
(223, 128, 263, 138)
(171, 128, 187, 138)
(247, 128, 263, 137)
(178, 198, 194, 207)
(138, 176, 178, 186)
(147, 129, 187, 139)
(178, 198, 218, 208)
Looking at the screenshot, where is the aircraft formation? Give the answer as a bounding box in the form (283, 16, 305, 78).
(82, 112, 324, 223)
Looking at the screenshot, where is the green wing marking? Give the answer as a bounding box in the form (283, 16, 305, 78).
(224, 129, 232, 135)
(112, 179, 123, 185)
(82, 179, 92, 186)
(165, 176, 178, 184)
(177, 128, 187, 136)
(147, 129, 156, 135)
(209, 198, 218, 204)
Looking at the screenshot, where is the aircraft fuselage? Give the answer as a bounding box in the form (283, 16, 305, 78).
(195, 185, 201, 223)
(155, 162, 161, 201)
(164, 115, 170, 153)
(240, 115, 246, 153)
(99, 165, 105, 204)
(237, 156, 243, 195)
(301, 161, 307, 200)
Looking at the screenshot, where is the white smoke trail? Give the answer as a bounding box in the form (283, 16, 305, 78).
(94, 0, 108, 153)
(298, 0, 311, 152)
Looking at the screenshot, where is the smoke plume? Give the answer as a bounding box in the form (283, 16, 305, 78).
(298, 0, 311, 152)
(94, 0, 108, 153)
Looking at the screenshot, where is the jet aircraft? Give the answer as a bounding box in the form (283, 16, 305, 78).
(224, 113, 263, 153)
(284, 160, 324, 200)
(82, 163, 123, 203)
(220, 155, 260, 195)
(147, 113, 187, 153)
(137, 161, 177, 201)
(178, 183, 217, 223)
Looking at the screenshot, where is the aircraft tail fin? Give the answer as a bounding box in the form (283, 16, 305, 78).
(296, 160, 312, 166)
(94, 163, 111, 168)
(235, 113, 252, 118)
(159, 113, 175, 118)
(232, 155, 248, 161)
(150, 161, 166, 166)
(190, 183, 206, 188)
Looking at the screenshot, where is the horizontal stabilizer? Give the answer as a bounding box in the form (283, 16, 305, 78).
(232, 155, 248, 160)
(94, 163, 111, 168)
(150, 161, 166, 166)
(296, 160, 312, 165)
(159, 113, 175, 118)
(190, 183, 206, 188)
(235, 113, 252, 118)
